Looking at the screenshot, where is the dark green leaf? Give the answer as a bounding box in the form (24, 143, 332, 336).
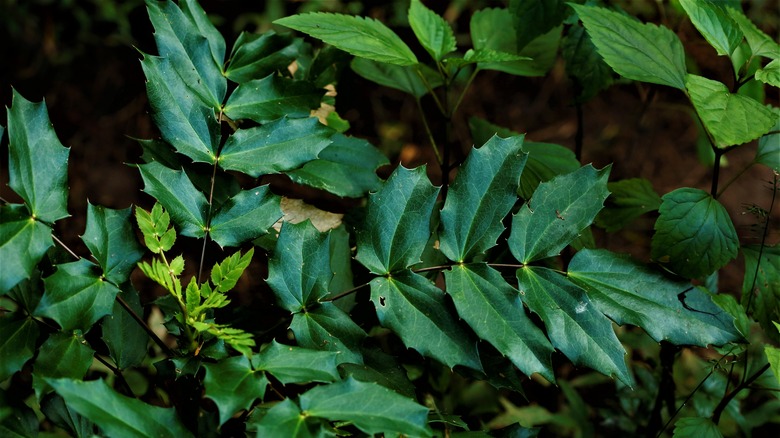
(679, 0, 742, 57)
(568, 249, 743, 346)
(290, 303, 365, 365)
(509, 0, 566, 50)
(409, 0, 456, 61)
(48, 378, 193, 438)
(725, 7, 780, 59)
(210, 186, 282, 247)
(742, 245, 780, 343)
(338, 347, 415, 397)
(7, 268, 44, 313)
(0, 394, 38, 437)
(756, 59, 780, 87)
(210, 248, 253, 293)
(571, 4, 687, 89)
(509, 164, 611, 263)
(40, 393, 96, 438)
(517, 266, 632, 386)
(595, 178, 662, 232)
(82, 203, 144, 284)
(219, 117, 333, 177)
(254, 340, 340, 384)
(300, 378, 432, 437)
(137, 161, 208, 238)
(274, 13, 418, 66)
(445, 264, 554, 381)
(440, 135, 527, 262)
(7, 89, 70, 223)
(0, 204, 53, 294)
(673, 417, 723, 438)
(102, 285, 148, 370)
(711, 293, 750, 338)
(251, 399, 321, 437)
(204, 355, 267, 425)
(370, 271, 482, 371)
(767, 343, 780, 387)
(286, 133, 389, 198)
(0, 316, 39, 382)
(225, 31, 304, 83)
(350, 58, 442, 98)
(562, 23, 614, 102)
(33, 332, 94, 399)
(355, 166, 439, 274)
(36, 260, 120, 331)
(651, 188, 738, 279)
(223, 74, 324, 123)
(179, 0, 226, 71)
(685, 74, 778, 148)
(756, 108, 779, 171)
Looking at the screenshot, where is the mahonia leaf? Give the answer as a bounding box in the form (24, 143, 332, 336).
(0, 315, 39, 381)
(102, 286, 148, 370)
(445, 264, 554, 381)
(408, 0, 456, 61)
(36, 260, 121, 331)
(0, 204, 53, 294)
(210, 186, 282, 248)
(139, 258, 181, 299)
(223, 74, 325, 124)
(7, 89, 70, 223)
(651, 188, 738, 279)
(210, 248, 254, 293)
(595, 178, 662, 232)
(204, 355, 268, 426)
(267, 221, 331, 312)
(339, 347, 416, 398)
(509, 164, 610, 263)
(82, 203, 144, 284)
(135, 203, 176, 254)
(439, 134, 528, 262)
(517, 266, 632, 386)
(179, 0, 226, 71)
(250, 398, 322, 437)
(219, 117, 333, 177)
(33, 332, 94, 399)
(509, 0, 566, 50)
(274, 13, 418, 66)
(679, 0, 742, 57)
(253, 341, 340, 384)
(568, 249, 743, 346)
(350, 58, 443, 98)
(355, 166, 439, 275)
(290, 303, 365, 365)
(185, 278, 200, 316)
(137, 162, 209, 238)
(48, 378, 193, 438)
(370, 271, 482, 371)
(742, 245, 780, 343)
(40, 393, 96, 438)
(225, 31, 304, 83)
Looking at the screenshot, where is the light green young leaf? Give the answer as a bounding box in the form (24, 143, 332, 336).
(679, 0, 742, 57)
(673, 417, 723, 438)
(0, 316, 39, 382)
(179, 0, 226, 71)
(102, 285, 148, 370)
(82, 203, 144, 284)
(274, 13, 418, 66)
(254, 341, 340, 384)
(440, 134, 527, 262)
(651, 188, 738, 279)
(33, 332, 94, 399)
(210, 248, 254, 293)
(755, 59, 780, 87)
(185, 278, 200, 315)
(204, 355, 267, 426)
(568, 249, 743, 346)
(685, 74, 778, 148)
(223, 74, 324, 123)
(219, 117, 333, 177)
(517, 266, 632, 386)
(350, 58, 442, 98)
(562, 23, 614, 102)
(355, 166, 439, 275)
(48, 378, 193, 438)
(742, 245, 780, 343)
(299, 378, 432, 437)
(409, 0, 456, 61)
(509, 0, 566, 50)
(445, 264, 554, 381)
(250, 398, 321, 437)
(37, 260, 121, 331)
(726, 7, 780, 59)
(370, 271, 482, 371)
(595, 178, 662, 232)
(0, 204, 53, 294)
(509, 164, 611, 263)
(571, 4, 687, 89)
(7, 89, 70, 223)
(137, 162, 209, 238)
(225, 31, 304, 83)
(290, 302, 365, 365)
(756, 110, 779, 171)
(210, 186, 282, 248)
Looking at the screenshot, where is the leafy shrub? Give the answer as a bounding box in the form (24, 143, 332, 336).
(1, 0, 778, 436)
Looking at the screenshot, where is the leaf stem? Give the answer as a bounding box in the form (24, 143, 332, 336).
(716, 162, 754, 198)
(94, 354, 135, 397)
(416, 98, 443, 165)
(711, 149, 723, 198)
(416, 68, 446, 115)
(449, 68, 479, 117)
(712, 363, 771, 424)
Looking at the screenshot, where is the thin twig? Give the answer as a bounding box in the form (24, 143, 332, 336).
(94, 354, 135, 397)
(712, 363, 771, 423)
(416, 98, 443, 165)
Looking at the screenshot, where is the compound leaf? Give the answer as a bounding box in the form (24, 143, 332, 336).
(137, 161, 208, 238)
(0, 316, 39, 382)
(651, 188, 738, 279)
(225, 31, 304, 83)
(595, 178, 662, 232)
(409, 0, 456, 61)
(204, 355, 267, 426)
(290, 302, 365, 365)
(210, 186, 282, 248)
(0, 204, 53, 294)
(210, 248, 254, 293)
(742, 245, 780, 343)
(439, 134, 528, 262)
(82, 203, 144, 284)
(101, 286, 148, 370)
(223, 74, 324, 124)
(253, 341, 340, 385)
(350, 58, 442, 98)
(679, 0, 742, 57)
(33, 332, 94, 399)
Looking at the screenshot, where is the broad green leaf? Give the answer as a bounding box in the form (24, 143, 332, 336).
(339, 347, 415, 398)
(651, 188, 738, 279)
(290, 303, 365, 365)
(726, 8, 780, 59)
(568, 249, 743, 346)
(7, 268, 44, 313)
(286, 133, 389, 198)
(517, 266, 632, 386)
(210, 186, 282, 247)
(48, 378, 193, 438)
(267, 221, 331, 312)
(7, 89, 70, 223)
(445, 264, 554, 381)
(137, 161, 208, 238)
(355, 166, 439, 275)
(440, 135, 527, 262)
(742, 245, 780, 343)
(40, 394, 96, 438)
(350, 58, 442, 98)
(0, 316, 39, 382)
(82, 203, 144, 284)
(509, 0, 566, 50)
(370, 271, 482, 371)
(300, 378, 432, 437)
(140, 53, 220, 163)
(179, 0, 226, 71)
(509, 164, 611, 263)
(767, 344, 780, 386)
(685, 74, 778, 148)
(146, 0, 226, 106)
(251, 398, 321, 437)
(756, 110, 779, 171)
(254, 341, 340, 384)
(219, 117, 333, 177)
(275, 13, 418, 66)
(33, 332, 94, 399)
(102, 286, 148, 370)
(756, 59, 780, 87)
(409, 0, 456, 61)
(204, 355, 267, 425)
(711, 293, 750, 338)
(673, 417, 723, 438)
(571, 4, 687, 89)
(225, 31, 304, 83)
(595, 178, 662, 232)
(442, 48, 530, 67)
(679, 0, 742, 57)
(562, 23, 614, 102)
(223, 74, 324, 123)
(37, 260, 120, 331)
(0, 204, 53, 294)
(210, 248, 253, 292)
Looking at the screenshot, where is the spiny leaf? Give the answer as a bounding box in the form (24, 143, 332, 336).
(210, 186, 282, 248)
(102, 286, 148, 370)
(290, 303, 365, 365)
(409, 0, 456, 61)
(33, 332, 94, 399)
(211, 248, 254, 293)
(274, 13, 418, 66)
(179, 0, 226, 71)
(679, 0, 742, 57)
(0, 316, 39, 382)
(223, 74, 325, 124)
(253, 341, 340, 384)
(137, 161, 208, 238)
(338, 347, 416, 398)
(82, 203, 144, 284)
(204, 355, 267, 426)
(225, 31, 304, 83)
(0, 204, 53, 294)
(250, 398, 321, 437)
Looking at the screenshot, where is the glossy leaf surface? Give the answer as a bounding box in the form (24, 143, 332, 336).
(409, 0, 456, 61)
(33, 333, 94, 399)
(223, 74, 324, 123)
(137, 162, 209, 239)
(290, 303, 365, 365)
(253, 341, 340, 384)
(225, 31, 304, 83)
(210, 186, 282, 247)
(82, 203, 144, 283)
(0, 204, 53, 294)
(204, 355, 267, 425)
(251, 399, 320, 437)
(0, 316, 39, 382)
(102, 286, 148, 370)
